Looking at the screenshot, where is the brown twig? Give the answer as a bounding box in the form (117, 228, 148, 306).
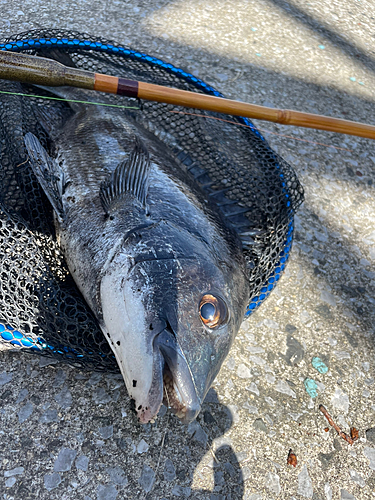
(319, 405, 354, 445)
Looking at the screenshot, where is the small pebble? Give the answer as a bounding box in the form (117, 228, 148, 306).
(55, 387, 72, 409)
(349, 469, 365, 487)
(334, 351, 351, 360)
(15, 388, 28, 404)
(286, 335, 305, 366)
(263, 318, 279, 329)
(366, 428, 375, 443)
(341, 490, 356, 500)
(54, 447, 77, 472)
(362, 362, 370, 372)
(164, 459, 176, 481)
(97, 483, 118, 500)
(264, 396, 275, 406)
(364, 447, 375, 470)
(331, 388, 350, 414)
(52, 369, 67, 388)
(243, 402, 258, 414)
(224, 461, 236, 478)
(39, 409, 58, 423)
(92, 387, 112, 404)
(87, 372, 102, 387)
(237, 364, 251, 379)
(137, 439, 149, 454)
(138, 464, 155, 493)
(275, 380, 296, 398)
(325, 483, 333, 500)
(171, 485, 191, 497)
(318, 451, 336, 467)
(265, 472, 280, 495)
(99, 425, 113, 439)
(265, 373, 275, 384)
(187, 421, 208, 446)
(226, 357, 235, 370)
(4, 467, 24, 477)
(311, 357, 328, 374)
(17, 401, 34, 423)
(76, 455, 89, 471)
(5, 477, 16, 488)
(253, 418, 267, 433)
(106, 466, 128, 486)
(304, 378, 318, 398)
(44, 472, 61, 491)
(320, 290, 336, 307)
(298, 464, 313, 498)
(246, 382, 259, 396)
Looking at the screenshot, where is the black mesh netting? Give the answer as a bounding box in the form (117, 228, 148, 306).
(0, 29, 303, 370)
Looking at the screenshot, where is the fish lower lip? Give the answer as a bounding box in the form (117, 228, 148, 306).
(155, 329, 201, 423)
(163, 368, 187, 419)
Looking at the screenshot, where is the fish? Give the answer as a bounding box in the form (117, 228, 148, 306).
(24, 86, 250, 424)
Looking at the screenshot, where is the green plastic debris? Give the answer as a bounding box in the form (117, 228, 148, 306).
(318, 45, 325, 50)
(350, 77, 356, 82)
(312, 357, 328, 374)
(304, 378, 318, 398)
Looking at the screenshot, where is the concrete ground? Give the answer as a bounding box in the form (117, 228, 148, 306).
(1, 1, 375, 498)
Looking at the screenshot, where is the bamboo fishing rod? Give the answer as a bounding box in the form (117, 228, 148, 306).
(0, 50, 374, 140)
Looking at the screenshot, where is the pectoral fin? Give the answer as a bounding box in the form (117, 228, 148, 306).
(100, 138, 151, 215)
(24, 132, 65, 222)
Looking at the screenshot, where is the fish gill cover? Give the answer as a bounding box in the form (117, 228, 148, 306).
(0, 29, 303, 370)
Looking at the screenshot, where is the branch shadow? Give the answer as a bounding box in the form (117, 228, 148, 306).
(267, 0, 375, 73)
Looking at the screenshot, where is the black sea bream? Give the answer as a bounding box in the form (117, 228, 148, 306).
(24, 91, 250, 423)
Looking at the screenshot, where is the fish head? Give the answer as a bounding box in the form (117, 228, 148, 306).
(99, 223, 249, 424)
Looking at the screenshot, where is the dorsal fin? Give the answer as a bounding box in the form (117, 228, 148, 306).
(24, 132, 65, 222)
(100, 138, 151, 215)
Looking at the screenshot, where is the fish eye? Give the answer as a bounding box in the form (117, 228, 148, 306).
(199, 294, 228, 329)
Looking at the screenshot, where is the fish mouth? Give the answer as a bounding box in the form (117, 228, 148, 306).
(163, 368, 188, 420)
(138, 327, 201, 424)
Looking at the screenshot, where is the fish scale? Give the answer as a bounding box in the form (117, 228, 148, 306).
(0, 31, 303, 417)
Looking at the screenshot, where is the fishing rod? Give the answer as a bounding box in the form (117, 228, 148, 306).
(0, 50, 374, 140)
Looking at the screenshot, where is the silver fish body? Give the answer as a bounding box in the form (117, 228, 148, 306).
(25, 93, 250, 423)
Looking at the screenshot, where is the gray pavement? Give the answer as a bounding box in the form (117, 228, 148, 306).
(1, 1, 375, 498)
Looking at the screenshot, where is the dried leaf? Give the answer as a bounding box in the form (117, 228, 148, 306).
(287, 449, 297, 467)
(350, 427, 359, 441)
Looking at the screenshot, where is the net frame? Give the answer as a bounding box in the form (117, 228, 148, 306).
(0, 29, 303, 370)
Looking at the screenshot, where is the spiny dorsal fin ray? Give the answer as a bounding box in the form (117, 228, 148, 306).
(24, 132, 65, 222)
(100, 138, 151, 215)
(172, 147, 265, 253)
